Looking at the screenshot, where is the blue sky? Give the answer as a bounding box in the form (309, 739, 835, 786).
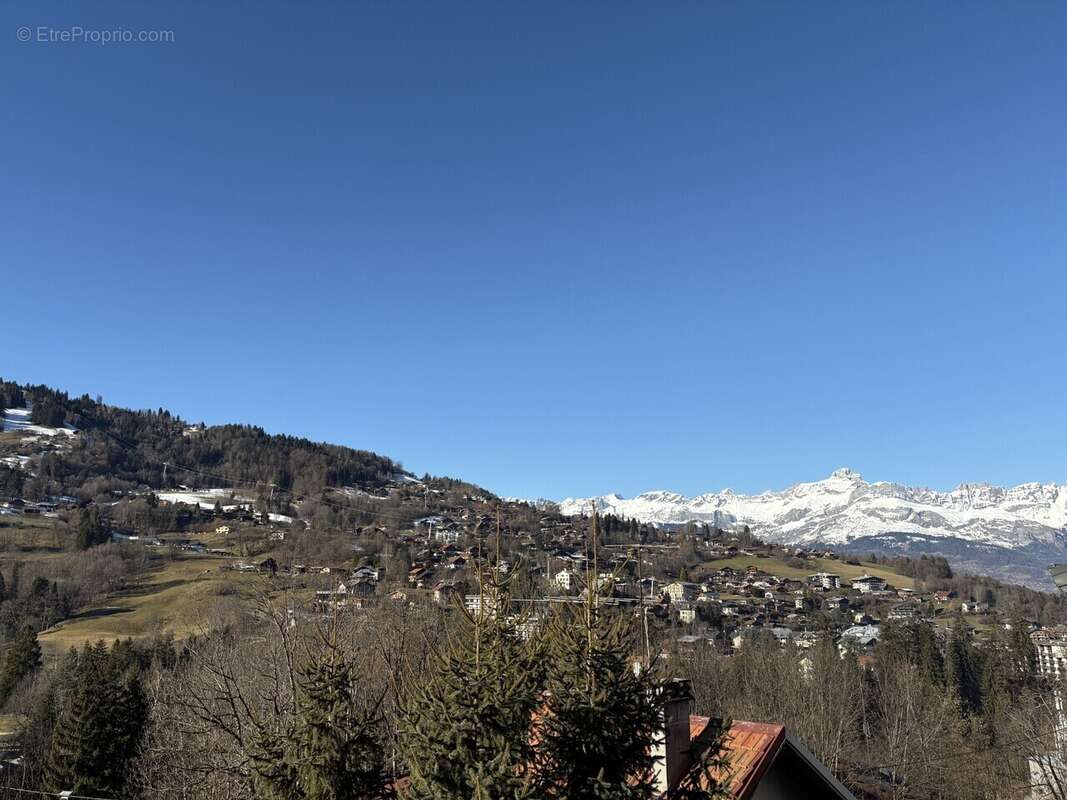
(2, 2, 1065, 499)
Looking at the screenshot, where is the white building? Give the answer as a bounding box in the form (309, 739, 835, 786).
(810, 572, 841, 590)
(435, 527, 460, 544)
(1030, 628, 1067, 798)
(1033, 628, 1067, 680)
(555, 569, 576, 591)
(851, 575, 887, 594)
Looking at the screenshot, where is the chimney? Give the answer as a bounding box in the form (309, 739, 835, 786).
(653, 678, 694, 794)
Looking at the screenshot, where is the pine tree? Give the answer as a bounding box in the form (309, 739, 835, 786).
(535, 602, 662, 799)
(45, 643, 110, 793)
(533, 512, 727, 800)
(44, 641, 148, 795)
(945, 615, 983, 717)
(0, 625, 42, 706)
(251, 630, 391, 800)
(75, 506, 105, 550)
(398, 556, 542, 800)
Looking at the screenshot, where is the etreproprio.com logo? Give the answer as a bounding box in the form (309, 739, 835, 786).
(17, 25, 175, 44)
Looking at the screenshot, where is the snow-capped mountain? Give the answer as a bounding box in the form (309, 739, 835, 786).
(559, 469, 1067, 587)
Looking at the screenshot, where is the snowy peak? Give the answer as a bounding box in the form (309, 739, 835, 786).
(558, 470, 1067, 551)
(830, 467, 862, 481)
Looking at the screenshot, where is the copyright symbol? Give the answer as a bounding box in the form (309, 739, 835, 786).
(17, 26, 31, 42)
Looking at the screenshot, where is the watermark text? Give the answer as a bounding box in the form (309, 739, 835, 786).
(17, 26, 175, 44)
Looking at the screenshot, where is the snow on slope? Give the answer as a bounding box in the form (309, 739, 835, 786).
(559, 468, 1067, 550)
(157, 488, 255, 511)
(2, 406, 77, 437)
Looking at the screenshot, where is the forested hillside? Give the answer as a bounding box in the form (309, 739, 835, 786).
(1, 378, 404, 502)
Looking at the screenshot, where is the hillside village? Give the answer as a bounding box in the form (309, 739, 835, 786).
(1, 384, 1063, 656)
(3, 383, 1067, 799)
(5, 416, 1066, 685)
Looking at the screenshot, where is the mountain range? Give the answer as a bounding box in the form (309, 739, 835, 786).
(559, 468, 1067, 589)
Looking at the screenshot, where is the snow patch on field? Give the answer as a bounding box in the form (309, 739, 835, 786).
(330, 486, 388, 501)
(2, 406, 77, 437)
(157, 488, 255, 511)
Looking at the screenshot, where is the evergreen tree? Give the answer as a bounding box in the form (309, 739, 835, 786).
(75, 506, 106, 550)
(398, 574, 542, 799)
(534, 513, 727, 800)
(251, 630, 391, 800)
(878, 621, 944, 687)
(44, 641, 148, 795)
(9, 561, 21, 599)
(945, 615, 983, 717)
(0, 625, 42, 706)
(535, 602, 663, 799)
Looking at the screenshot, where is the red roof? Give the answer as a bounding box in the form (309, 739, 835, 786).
(690, 716, 785, 799)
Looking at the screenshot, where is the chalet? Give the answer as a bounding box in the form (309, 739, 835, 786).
(676, 602, 696, 624)
(839, 624, 881, 654)
(851, 575, 887, 594)
(962, 600, 989, 615)
(351, 566, 381, 582)
(823, 596, 849, 612)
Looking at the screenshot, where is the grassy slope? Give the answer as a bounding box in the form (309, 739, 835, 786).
(701, 554, 916, 590)
(36, 553, 268, 657)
